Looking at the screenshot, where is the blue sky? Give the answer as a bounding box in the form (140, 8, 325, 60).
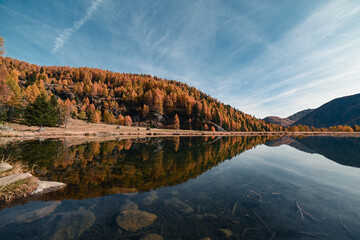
(1, 0, 360, 118)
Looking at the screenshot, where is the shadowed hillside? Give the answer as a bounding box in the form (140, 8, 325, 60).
(293, 93, 360, 128)
(264, 109, 313, 127)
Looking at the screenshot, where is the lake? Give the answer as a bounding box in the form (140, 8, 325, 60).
(0, 136, 359, 239)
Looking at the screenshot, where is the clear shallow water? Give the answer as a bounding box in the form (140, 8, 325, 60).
(0, 136, 359, 239)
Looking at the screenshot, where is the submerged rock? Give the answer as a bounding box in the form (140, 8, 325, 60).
(219, 229, 233, 238)
(120, 199, 139, 211)
(0, 201, 60, 225)
(51, 208, 96, 240)
(143, 192, 159, 206)
(0, 162, 12, 173)
(0, 172, 32, 187)
(140, 233, 163, 240)
(31, 181, 66, 196)
(197, 192, 211, 200)
(164, 197, 193, 214)
(171, 191, 179, 196)
(194, 213, 218, 220)
(116, 199, 157, 232)
(116, 210, 157, 232)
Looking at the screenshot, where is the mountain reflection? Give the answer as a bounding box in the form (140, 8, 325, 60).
(1, 136, 279, 201)
(266, 136, 360, 167)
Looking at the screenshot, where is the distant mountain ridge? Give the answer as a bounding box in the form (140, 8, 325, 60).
(264, 93, 360, 128)
(263, 109, 314, 127)
(294, 93, 360, 128)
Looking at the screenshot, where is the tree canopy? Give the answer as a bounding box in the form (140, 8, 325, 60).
(24, 94, 61, 127)
(0, 56, 284, 131)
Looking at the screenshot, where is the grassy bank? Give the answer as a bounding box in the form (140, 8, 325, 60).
(0, 162, 38, 203)
(1, 119, 360, 140)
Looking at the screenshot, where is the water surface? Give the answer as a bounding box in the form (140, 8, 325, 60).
(0, 136, 359, 239)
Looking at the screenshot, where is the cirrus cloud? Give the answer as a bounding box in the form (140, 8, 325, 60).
(52, 0, 103, 53)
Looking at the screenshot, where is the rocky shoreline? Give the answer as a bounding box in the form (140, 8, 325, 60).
(0, 162, 65, 204)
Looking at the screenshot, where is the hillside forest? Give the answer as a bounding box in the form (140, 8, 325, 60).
(0, 55, 283, 131)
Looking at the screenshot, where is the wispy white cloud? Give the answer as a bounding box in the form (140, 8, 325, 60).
(6, 0, 359, 119)
(214, 0, 360, 118)
(52, 0, 103, 53)
(102, 0, 223, 87)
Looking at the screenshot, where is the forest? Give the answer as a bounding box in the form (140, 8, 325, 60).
(0, 56, 283, 131)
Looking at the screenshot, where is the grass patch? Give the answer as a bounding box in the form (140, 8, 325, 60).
(0, 176, 38, 203)
(0, 159, 39, 203)
(0, 162, 25, 178)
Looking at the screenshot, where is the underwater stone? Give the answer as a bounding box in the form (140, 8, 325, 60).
(116, 209, 157, 232)
(140, 233, 163, 240)
(164, 197, 193, 214)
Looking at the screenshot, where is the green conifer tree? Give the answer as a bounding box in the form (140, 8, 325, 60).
(24, 94, 60, 126)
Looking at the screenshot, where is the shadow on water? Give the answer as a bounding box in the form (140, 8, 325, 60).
(0, 136, 359, 239)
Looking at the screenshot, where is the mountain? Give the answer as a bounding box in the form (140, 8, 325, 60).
(294, 93, 360, 128)
(0, 57, 282, 131)
(263, 109, 313, 127)
(264, 136, 317, 154)
(287, 109, 314, 122)
(262, 116, 292, 127)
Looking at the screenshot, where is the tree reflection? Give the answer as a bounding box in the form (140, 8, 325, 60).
(1, 136, 279, 200)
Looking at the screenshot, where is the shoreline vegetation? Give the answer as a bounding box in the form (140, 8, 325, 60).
(0, 161, 65, 205)
(2, 136, 280, 203)
(0, 120, 359, 206)
(1, 119, 360, 141)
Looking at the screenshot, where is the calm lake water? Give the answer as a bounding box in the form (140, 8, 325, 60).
(0, 136, 359, 239)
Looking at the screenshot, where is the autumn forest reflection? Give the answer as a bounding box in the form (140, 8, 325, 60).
(1, 136, 279, 201)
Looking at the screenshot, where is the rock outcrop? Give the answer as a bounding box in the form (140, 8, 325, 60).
(0, 162, 13, 173)
(0, 173, 32, 187)
(31, 181, 66, 196)
(0, 163, 66, 202)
